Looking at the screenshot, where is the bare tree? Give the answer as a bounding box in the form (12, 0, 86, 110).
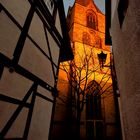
(58, 43, 113, 139)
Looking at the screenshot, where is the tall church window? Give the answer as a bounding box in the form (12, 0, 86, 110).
(86, 80, 103, 139)
(87, 13, 97, 30)
(86, 80, 102, 120)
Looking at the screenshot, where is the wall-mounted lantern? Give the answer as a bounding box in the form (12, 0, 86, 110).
(97, 51, 107, 68)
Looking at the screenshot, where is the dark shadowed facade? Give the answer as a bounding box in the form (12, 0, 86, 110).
(0, 0, 73, 140)
(105, 0, 140, 140)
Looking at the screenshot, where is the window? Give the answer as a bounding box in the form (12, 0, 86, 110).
(118, 0, 129, 27)
(87, 12, 97, 30)
(86, 81, 102, 119)
(86, 80, 103, 139)
(82, 32, 91, 45)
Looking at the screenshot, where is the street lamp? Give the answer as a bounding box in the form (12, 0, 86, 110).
(97, 51, 111, 69)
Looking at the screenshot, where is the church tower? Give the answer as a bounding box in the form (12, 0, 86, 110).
(67, 0, 117, 139)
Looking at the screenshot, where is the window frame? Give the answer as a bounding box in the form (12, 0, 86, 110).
(86, 12, 97, 30)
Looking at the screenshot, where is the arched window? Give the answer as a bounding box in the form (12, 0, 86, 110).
(87, 12, 97, 30)
(86, 80, 103, 139)
(82, 32, 91, 45)
(86, 80, 102, 120)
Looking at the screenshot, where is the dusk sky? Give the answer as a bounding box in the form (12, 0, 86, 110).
(63, 0, 105, 15)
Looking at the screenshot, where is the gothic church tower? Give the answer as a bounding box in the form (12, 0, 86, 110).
(67, 0, 117, 139)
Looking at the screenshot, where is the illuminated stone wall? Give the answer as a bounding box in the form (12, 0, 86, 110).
(64, 0, 117, 139)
